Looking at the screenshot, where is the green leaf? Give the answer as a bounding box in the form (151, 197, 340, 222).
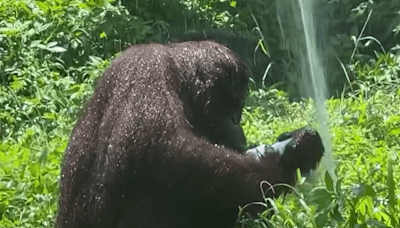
(36, 22, 53, 33)
(315, 212, 328, 227)
(387, 156, 395, 210)
(47, 46, 67, 53)
(100, 31, 107, 38)
(331, 204, 344, 222)
(325, 171, 334, 192)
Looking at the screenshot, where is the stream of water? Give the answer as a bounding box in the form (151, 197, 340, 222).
(277, 0, 337, 181)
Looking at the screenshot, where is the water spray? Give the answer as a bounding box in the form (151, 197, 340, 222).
(277, 0, 337, 182)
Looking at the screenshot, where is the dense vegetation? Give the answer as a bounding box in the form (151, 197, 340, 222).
(0, 0, 399, 227)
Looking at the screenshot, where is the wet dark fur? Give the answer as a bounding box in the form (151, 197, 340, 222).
(56, 40, 323, 228)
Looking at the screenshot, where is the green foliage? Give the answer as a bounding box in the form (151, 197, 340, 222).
(0, 2, 161, 225)
(0, 0, 399, 227)
(100, 0, 400, 96)
(346, 52, 400, 99)
(0, 137, 67, 227)
(240, 88, 400, 228)
(0, 0, 161, 141)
